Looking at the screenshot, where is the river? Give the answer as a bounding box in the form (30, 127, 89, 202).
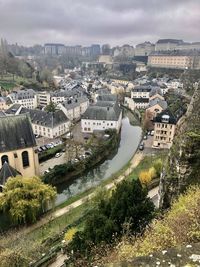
(56, 117, 142, 205)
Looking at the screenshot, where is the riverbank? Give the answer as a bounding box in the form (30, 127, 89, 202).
(0, 151, 163, 267)
(43, 129, 120, 186)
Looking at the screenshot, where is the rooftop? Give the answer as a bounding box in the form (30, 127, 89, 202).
(0, 114, 36, 153)
(82, 101, 121, 121)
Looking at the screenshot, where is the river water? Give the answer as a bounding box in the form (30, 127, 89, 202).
(56, 117, 142, 205)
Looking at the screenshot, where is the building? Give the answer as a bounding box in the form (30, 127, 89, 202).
(0, 162, 21, 189)
(44, 43, 66, 55)
(50, 88, 84, 105)
(155, 39, 184, 51)
(0, 114, 39, 184)
(148, 50, 200, 69)
(58, 96, 89, 121)
(135, 42, 155, 56)
(124, 97, 149, 110)
(131, 85, 152, 99)
(152, 109, 177, 149)
(0, 96, 13, 111)
(81, 101, 122, 133)
(145, 97, 168, 130)
(8, 89, 37, 109)
(37, 91, 51, 107)
(20, 109, 70, 138)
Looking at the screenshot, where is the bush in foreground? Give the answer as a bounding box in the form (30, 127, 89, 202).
(117, 186, 200, 262)
(0, 176, 56, 225)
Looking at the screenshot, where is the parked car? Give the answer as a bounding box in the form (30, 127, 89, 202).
(147, 131, 151, 135)
(41, 146, 47, 151)
(37, 147, 42, 153)
(143, 135, 147, 140)
(139, 143, 144, 151)
(151, 130, 154, 136)
(55, 153, 62, 158)
(44, 169, 50, 174)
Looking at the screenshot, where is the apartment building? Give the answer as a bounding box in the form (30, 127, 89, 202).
(148, 50, 200, 69)
(37, 91, 51, 107)
(135, 41, 155, 56)
(152, 109, 176, 149)
(155, 39, 184, 51)
(58, 96, 89, 121)
(8, 89, 37, 109)
(81, 101, 122, 133)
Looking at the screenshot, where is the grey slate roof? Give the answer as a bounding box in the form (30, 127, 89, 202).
(133, 98, 149, 103)
(62, 96, 88, 110)
(20, 108, 69, 128)
(97, 94, 117, 102)
(149, 87, 163, 97)
(133, 85, 152, 92)
(82, 101, 121, 121)
(9, 89, 35, 100)
(0, 114, 36, 153)
(0, 111, 6, 117)
(153, 109, 177, 124)
(0, 162, 21, 186)
(5, 104, 22, 115)
(149, 98, 168, 110)
(156, 39, 183, 44)
(150, 50, 200, 56)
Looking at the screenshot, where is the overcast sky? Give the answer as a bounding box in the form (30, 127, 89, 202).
(0, 0, 199, 47)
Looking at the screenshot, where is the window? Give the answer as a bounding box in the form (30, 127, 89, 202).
(1, 155, 9, 165)
(22, 151, 29, 168)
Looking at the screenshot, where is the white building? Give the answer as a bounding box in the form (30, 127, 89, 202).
(8, 89, 37, 109)
(81, 101, 122, 133)
(20, 108, 70, 138)
(37, 91, 51, 107)
(58, 96, 89, 121)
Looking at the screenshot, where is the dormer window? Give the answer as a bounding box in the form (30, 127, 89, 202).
(161, 114, 170, 123)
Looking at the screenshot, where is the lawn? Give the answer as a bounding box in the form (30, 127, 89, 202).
(127, 152, 167, 181)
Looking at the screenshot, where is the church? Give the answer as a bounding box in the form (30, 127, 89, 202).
(0, 114, 39, 189)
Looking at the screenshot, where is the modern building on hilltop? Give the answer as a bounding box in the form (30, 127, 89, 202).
(155, 39, 184, 51)
(148, 50, 200, 69)
(81, 101, 122, 133)
(135, 42, 155, 56)
(0, 114, 39, 187)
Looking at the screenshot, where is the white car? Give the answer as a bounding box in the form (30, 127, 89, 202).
(55, 153, 62, 158)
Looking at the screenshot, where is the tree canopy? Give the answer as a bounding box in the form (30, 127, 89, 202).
(0, 176, 56, 224)
(68, 179, 155, 259)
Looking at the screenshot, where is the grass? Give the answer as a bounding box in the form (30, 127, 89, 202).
(0, 203, 91, 261)
(127, 152, 167, 181)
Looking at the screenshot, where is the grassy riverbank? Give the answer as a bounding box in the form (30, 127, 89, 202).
(0, 151, 166, 266)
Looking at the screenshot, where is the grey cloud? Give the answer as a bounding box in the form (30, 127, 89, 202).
(0, 0, 199, 46)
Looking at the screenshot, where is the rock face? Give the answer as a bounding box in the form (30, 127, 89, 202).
(159, 86, 200, 208)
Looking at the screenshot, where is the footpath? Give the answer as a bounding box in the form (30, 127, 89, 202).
(6, 151, 158, 237)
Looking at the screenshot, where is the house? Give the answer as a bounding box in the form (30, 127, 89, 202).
(152, 109, 177, 149)
(0, 96, 13, 111)
(131, 85, 152, 99)
(0, 114, 39, 187)
(144, 98, 168, 130)
(58, 96, 89, 120)
(81, 101, 122, 133)
(20, 108, 71, 138)
(8, 89, 37, 109)
(125, 97, 149, 111)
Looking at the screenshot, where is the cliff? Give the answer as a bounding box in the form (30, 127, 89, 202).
(159, 84, 200, 208)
